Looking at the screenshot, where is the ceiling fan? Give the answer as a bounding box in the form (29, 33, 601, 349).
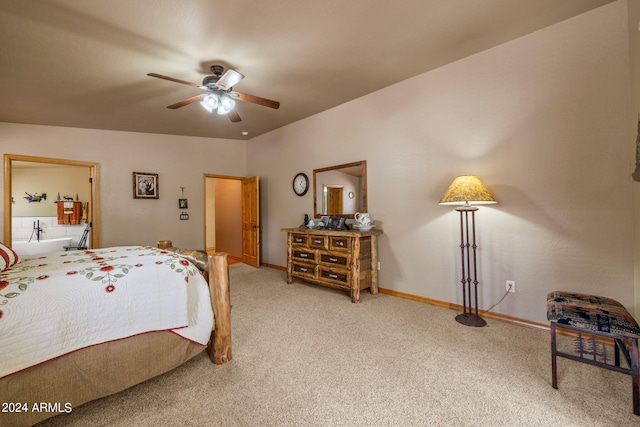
(147, 65, 280, 123)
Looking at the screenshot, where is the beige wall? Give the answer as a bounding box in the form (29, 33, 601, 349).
(1, 124, 246, 249)
(629, 0, 640, 327)
(214, 178, 242, 258)
(12, 166, 88, 217)
(0, 1, 636, 325)
(248, 1, 636, 323)
(205, 176, 216, 250)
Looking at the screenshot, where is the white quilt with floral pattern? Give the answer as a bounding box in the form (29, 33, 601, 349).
(0, 246, 214, 379)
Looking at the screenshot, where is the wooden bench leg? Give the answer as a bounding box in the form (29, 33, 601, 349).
(551, 322, 558, 389)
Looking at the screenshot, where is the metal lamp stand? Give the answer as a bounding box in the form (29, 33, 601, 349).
(455, 205, 486, 327)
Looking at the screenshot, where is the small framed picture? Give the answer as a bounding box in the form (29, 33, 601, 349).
(133, 172, 159, 199)
(179, 198, 188, 209)
(329, 216, 345, 230)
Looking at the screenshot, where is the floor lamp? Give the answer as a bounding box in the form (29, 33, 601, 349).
(439, 175, 497, 327)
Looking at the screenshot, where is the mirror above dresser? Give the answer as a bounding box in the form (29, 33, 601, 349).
(313, 160, 367, 218)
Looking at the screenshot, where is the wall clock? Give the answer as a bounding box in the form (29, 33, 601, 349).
(293, 172, 309, 196)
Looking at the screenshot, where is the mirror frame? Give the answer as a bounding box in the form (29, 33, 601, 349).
(313, 160, 367, 218)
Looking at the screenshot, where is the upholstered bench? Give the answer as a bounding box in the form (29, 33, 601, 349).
(546, 291, 639, 415)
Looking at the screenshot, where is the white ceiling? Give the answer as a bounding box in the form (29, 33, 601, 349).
(0, 0, 614, 140)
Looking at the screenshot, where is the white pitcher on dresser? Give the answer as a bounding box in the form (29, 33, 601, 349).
(354, 212, 371, 226)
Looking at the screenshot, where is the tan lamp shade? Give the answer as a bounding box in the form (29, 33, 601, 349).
(439, 175, 497, 205)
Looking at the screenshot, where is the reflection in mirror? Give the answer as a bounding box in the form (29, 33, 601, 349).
(313, 161, 367, 218)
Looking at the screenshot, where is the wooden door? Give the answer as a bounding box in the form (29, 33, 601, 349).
(327, 186, 343, 215)
(241, 176, 260, 267)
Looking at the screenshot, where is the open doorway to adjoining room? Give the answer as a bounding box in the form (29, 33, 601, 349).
(204, 174, 259, 267)
(3, 154, 100, 252)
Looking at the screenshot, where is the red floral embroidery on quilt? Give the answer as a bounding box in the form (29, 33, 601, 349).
(0, 280, 8, 291)
(36, 275, 49, 280)
(0, 250, 9, 266)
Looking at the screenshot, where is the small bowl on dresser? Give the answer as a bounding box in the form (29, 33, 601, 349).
(354, 224, 375, 232)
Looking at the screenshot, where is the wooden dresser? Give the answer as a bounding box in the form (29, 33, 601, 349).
(282, 228, 382, 303)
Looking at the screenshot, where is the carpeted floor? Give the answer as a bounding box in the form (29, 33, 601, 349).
(37, 264, 638, 426)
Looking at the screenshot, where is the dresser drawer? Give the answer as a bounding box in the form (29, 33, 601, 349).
(318, 252, 350, 268)
(292, 262, 317, 279)
(292, 249, 316, 263)
(329, 237, 351, 252)
(291, 235, 308, 246)
(309, 236, 328, 249)
(319, 267, 351, 287)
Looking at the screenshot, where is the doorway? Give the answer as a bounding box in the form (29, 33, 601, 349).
(324, 185, 344, 216)
(3, 154, 100, 248)
(204, 174, 260, 267)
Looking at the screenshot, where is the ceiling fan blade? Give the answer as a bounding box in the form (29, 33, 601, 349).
(215, 69, 245, 90)
(167, 94, 206, 109)
(147, 73, 201, 88)
(228, 109, 242, 123)
(231, 91, 280, 109)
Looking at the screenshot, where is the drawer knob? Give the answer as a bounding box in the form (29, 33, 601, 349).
(300, 268, 307, 272)
(329, 274, 338, 279)
(329, 257, 338, 262)
(300, 253, 307, 257)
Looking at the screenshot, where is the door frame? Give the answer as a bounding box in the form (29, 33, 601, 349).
(3, 154, 100, 248)
(203, 174, 260, 267)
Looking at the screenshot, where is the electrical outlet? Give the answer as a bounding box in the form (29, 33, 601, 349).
(377, 261, 381, 271)
(506, 280, 515, 293)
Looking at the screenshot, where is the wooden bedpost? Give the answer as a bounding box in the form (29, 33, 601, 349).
(208, 252, 232, 364)
(156, 241, 232, 364)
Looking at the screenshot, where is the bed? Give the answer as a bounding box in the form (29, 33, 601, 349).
(0, 241, 232, 427)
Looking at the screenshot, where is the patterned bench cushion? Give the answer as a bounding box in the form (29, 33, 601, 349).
(547, 291, 640, 338)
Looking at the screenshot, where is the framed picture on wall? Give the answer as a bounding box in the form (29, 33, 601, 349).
(179, 198, 188, 209)
(133, 172, 159, 199)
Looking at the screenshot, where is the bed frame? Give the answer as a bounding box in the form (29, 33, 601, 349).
(1, 242, 232, 426)
(157, 240, 232, 364)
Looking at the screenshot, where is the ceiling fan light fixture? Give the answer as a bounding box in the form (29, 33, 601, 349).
(215, 69, 245, 90)
(200, 94, 219, 113)
(217, 96, 235, 115)
(148, 68, 279, 120)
